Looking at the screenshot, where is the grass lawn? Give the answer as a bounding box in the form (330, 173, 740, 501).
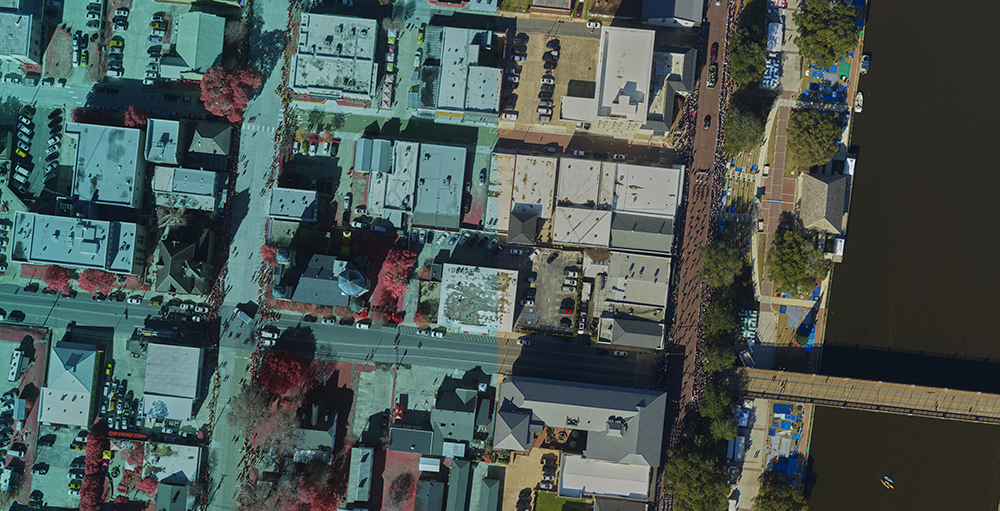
(536, 492, 589, 511)
(499, 0, 531, 12)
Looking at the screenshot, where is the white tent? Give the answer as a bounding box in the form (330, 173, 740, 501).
(767, 22, 783, 52)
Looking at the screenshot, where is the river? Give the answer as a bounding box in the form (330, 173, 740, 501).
(808, 0, 1000, 509)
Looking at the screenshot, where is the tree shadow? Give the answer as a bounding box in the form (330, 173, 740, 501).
(246, 11, 285, 90)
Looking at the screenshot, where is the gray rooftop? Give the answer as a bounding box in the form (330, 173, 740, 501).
(354, 138, 393, 173)
(288, 255, 362, 308)
(66, 122, 145, 208)
(348, 447, 374, 503)
(495, 376, 666, 467)
(175, 12, 224, 73)
(415, 480, 445, 511)
(144, 343, 203, 400)
(445, 459, 474, 511)
(293, 14, 378, 97)
(269, 187, 320, 222)
(11, 212, 141, 273)
(0, 12, 38, 62)
(152, 166, 220, 212)
(609, 213, 675, 254)
(642, 0, 704, 24)
(412, 143, 465, 230)
(610, 318, 665, 349)
(508, 210, 538, 245)
(594, 497, 650, 511)
(388, 427, 434, 455)
(479, 477, 501, 511)
(800, 173, 848, 234)
(188, 122, 231, 156)
(156, 483, 190, 511)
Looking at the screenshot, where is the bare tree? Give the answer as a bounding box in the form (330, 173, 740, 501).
(227, 386, 270, 437)
(388, 473, 416, 510)
(255, 403, 299, 457)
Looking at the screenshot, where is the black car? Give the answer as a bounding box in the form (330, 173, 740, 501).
(63, 291, 78, 299)
(543, 61, 557, 70)
(540, 84, 554, 92)
(477, 236, 488, 248)
(48, 108, 61, 119)
(592, 152, 609, 159)
(546, 39, 560, 49)
(303, 315, 317, 323)
(513, 34, 528, 44)
(42, 288, 58, 295)
(704, 114, 711, 130)
(164, 94, 177, 101)
(538, 91, 553, 100)
(23, 285, 38, 293)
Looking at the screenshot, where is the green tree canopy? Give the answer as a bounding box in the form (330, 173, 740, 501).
(710, 417, 739, 441)
(765, 230, 833, 295)
(724, 103, 767, 155)
(699, 380, 735, 421)
(702, 343, 739, 374)
(699, 242, 744, 289)
(753, 473, 809, 511)
(663, 449, 730, 511)
(793, 0, 860, 67)
(786, 109, 841, 167)
(702, 299, 739, 341)
(727, 0, 767, 87)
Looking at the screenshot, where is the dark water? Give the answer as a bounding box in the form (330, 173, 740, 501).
(809, 1, 1000, 509)
(807, 407, 1000, 511)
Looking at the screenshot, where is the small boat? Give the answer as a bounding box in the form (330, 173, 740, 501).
(883, 475, 894, 484)
(854, 91, 864, 113)
(860, 53, 870, 74)
(881, 477, 894, 489)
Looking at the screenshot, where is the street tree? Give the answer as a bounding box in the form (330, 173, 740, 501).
(728, 30, 766, 88)
(42, 265, 74, 295)
(255, 403, 299, 457)
(123, 105, 149, 128)
(765, 231, 832, 295)
(200, 66, 262, 123)
(698, 243, 744, 289)
(662, 449, 730, 511)
(380, 249, 417, 299)
(786, 109, 842, 167)
(701, 343, 738, 374)
(710, 417, 739, 441)
(753, 473, 809, 511)
(227, 385, 270, 436)
(793, 0, 860, 67)
(136, 476, 159, 497)
(258, 350, 308, 395)
(699, 381, 735, 421)
(78, 269, 117, 295)
(260, 244, 278, 266)
(702, 299, 739, 341)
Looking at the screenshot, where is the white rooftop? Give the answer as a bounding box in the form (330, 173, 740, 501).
(436, 27, 497, 111)
(294, 14, 378, 97)
(511, 155, 557, 219)
(11, 212, 141, 273)
(559, 454, 650, 501)
(606, 252, 670, 307)
(611, 164, 683, 217)
(596, 27, 654, 122)
(0, 12, 36, 62)
(143, 343, 203, 421)
(145, 442, 202, 485)
(145, 119, 181, 165)
(557, 158, 615, 207)
(66, 122, 145, 208)
(465, 66, 501, 112)
(38, 342, 97, 428)
(553, 207, 611, 247)
(437, 264, 517, 333)
(269, 188, 320, 223)
(152, 166, 220, 212)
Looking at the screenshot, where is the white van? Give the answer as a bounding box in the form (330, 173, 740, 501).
(8, 350, 23, 383)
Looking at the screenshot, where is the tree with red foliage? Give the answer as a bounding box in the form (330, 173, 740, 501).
(79, 473, 104, 511)
(200, 67, 262, 123)
(136, 476, 159, 497)
(123, 105, 149, 128)
(78, 269, 117, 295)
(123, 444, 147, 467)
(260, 244, 278, 266)
(379, 249, 417, 299)
(80, 421, 108, 511)
(413, 310, 431, 326)
(334, 307, 352, 318)
(291, 475, 341, 511)
(71, 106, 94, 123)
(42, 265, 74, 294)
(258, 350, 307, 395)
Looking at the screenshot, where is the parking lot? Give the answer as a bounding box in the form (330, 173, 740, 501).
(29, 424, 90, 508)
(103, 0, 190, 84)
(502, 34, 598, 130)
(511, 248, 582, 335)
(10, 105, 69, 199)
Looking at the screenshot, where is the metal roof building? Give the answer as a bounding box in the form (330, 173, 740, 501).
(145, 119, 181, 165)
(143, 343, 204, 421)
(11, 212, 148, 275)
(799, 173, 848, 234)
(38, 341, 97, 428)
(412, 143, 466, 230)
(152, 166, 223, 212)
(641, 0, 704, 28)
(494, 376, 666, 467)
(268, 188, 320, 223)
(348, 447, 374, 504)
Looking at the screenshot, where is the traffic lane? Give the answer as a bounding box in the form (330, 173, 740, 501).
(509, 17, 602, 40)
(507, 347, 639, 387)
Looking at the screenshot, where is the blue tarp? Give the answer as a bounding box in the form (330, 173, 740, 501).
(780, 420, 791, 429)
(773, 404, 793, 415)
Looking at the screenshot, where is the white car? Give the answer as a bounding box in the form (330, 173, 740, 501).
(501, 112, 518, 121)
(416, 329, 429, 336)
(86, 12, 99, 19)
(586, 21, 601, 29)
(127, 297, 141, 304)
(148, 36, 162, 43)
(520, 299, 534, 306)
(613, 154, 626, 161)
(356, 322, 370, 330)
(194, 306, 209, 313)
(321, 318, 335, 324)
(115, 8, 128, 15)
(540, 76, 554, 85)
(106, 69, 123, 78)
(414, 48, 422, 67)
(431, 331, 444, 338)
(537, 107, 553, 116)
(517, 339, 530, 346)
(528, 248, 541, 260)
(143, 79, 155, 86)
(179, 303, 194, 311)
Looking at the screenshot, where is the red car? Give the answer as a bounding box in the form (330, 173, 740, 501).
(574, 1, 583, 17)
(560, 308, 574, 315)
(711, 42, 718, 62)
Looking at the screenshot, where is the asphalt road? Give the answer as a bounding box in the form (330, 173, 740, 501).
(0, 284, 162, 333)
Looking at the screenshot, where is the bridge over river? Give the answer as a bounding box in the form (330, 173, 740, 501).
(735, 368, 1000, 425)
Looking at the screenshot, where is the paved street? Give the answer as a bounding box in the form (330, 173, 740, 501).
(0, 284, 163, 334)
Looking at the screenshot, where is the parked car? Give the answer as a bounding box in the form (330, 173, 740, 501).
(517, 339, 530, 346)
(587, 20, 601, 29)
(355, 322, 370, 330)
(540, 76, 554, 85)
(613, 351, 628, 358)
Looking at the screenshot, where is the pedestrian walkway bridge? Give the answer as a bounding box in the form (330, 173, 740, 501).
(736, 368, 1000, 424)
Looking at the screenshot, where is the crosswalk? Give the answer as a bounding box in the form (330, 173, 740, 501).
(243, 124, 276, 133)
